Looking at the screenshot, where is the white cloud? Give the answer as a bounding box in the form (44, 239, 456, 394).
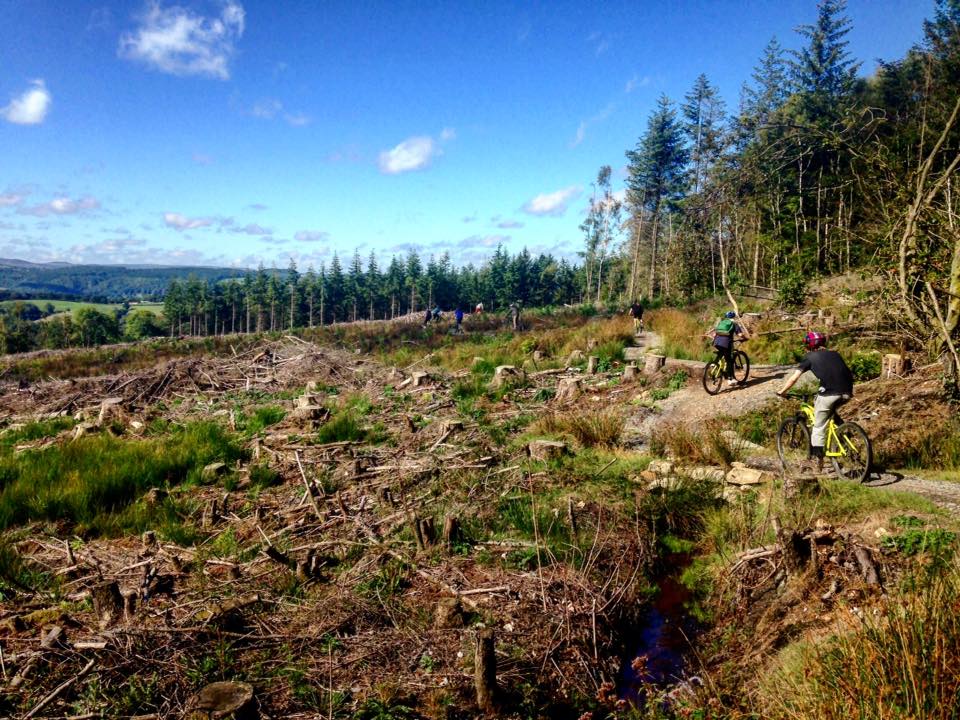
(378, 136, 439, 175)
(440, 127, 456, 141)
(294, 230, 329, 243)
(458, 234, 510, 249)
(625, 74, 651, 93)
(571, 102, 616, 147)
(0, 192, 26, 207)
(2, 80, 51, 125)
(285, 112, 310, 127)
(497, 219, 524, 229)
(163, 212, 211, 230)
(119, 1, 245, 80)
(19, 195, 100, 217)
(232, 223, 271, 236)
(251, 98, 281, 119)
(522, 186, 581, 217)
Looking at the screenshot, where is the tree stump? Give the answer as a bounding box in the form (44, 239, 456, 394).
(491, 365, 524, 389)
(587, 356, 599, 374)
(193, 681, 254, 719)
(622, 364, 639, 381)
(533, 350, 544, 362)
(566, 349, 585, 366)
(91, 581, 124, 627)
(527, 440, 568, 461)
(475, 628, 498, 713)
(882, 353, 911, 378)
(443, 515, 461, 551)
(411, 371, 431, 387)
(434, 597, 465, 628)
(555, 377, 582, 403)
(644, 354, 666, 374)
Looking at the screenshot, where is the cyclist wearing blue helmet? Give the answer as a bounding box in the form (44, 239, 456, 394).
(709, 310, 748, 387)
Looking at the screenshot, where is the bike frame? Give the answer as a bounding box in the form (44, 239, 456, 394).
(797, 401, 850, 459)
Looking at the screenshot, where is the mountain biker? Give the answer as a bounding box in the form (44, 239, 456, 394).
(454, 306, 465, 334)
(708, 311, 747, 387)
(776, 331, 854, 470)
(509, 301, 522, 330)
(629, 299, 644, 334)
(432, 306, 442, 322)
(423, 308, 432, 326)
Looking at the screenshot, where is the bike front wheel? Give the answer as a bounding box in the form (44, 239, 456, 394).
(777, 416, 810, 474)
(702, 359, 723, 395)
(733, 351, 750, 384)
(830, 422, 872, 483)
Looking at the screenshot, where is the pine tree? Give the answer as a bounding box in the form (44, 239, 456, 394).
(626, 95, 688, 297)
(790, 0, 860, 120)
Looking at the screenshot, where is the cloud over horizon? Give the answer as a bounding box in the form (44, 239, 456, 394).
(19, 195, 100, 217)
(119, 1, 245, 79)
(522, 186, 581, 217)
(378, 128, 455, 175)
(163, 212, 212, 230)
(1, 80, 51, 125)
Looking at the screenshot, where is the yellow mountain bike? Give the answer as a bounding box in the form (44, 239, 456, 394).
(776, 392, 872, 482)
(702, 341, 750, 395)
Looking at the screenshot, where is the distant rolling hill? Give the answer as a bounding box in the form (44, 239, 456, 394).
(0, 259, 246, 301)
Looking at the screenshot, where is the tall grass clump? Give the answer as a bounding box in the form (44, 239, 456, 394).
(0, 422, 244, 534)
(647, 308, 714, 361)
(759, 562, 960, 719)
(531, 410, 625, 448)
(649, 420, 741, 467)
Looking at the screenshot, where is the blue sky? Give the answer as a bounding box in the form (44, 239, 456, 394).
(0, 0, 935, 270)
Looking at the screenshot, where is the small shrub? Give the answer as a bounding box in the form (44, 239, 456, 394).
(650, 421, 741, 466)
(235, 406, 285, 435)
(849, 351, 882, 381)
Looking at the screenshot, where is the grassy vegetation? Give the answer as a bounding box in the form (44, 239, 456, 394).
(758, 561, 960, 719)
(0, 422, 244, 535)
(0, 299, 164, 314)
(530, 409, 626, 448)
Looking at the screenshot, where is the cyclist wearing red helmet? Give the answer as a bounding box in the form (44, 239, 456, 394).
(777, 331, 854, 469)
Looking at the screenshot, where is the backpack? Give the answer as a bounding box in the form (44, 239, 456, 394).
(715, 318, 735, 336)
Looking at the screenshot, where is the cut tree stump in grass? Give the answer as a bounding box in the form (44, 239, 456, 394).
(587, 356, 599, 374)
(623, 364, 639, 381)
(555, 377, 582, 403)
(527, 440, 568, 461)
(475, 628, 498, 713)
(644, 354, 666, 374)
(491, 365, 525, 389)
(192, 681, 254, 720)
(92, 581, 124, 627)
(882, 353, 911, 378)
(567, 349, 585, 365)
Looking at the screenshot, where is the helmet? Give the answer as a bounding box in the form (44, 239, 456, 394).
(804, 331, 827, 350)
(725, 311, 736, 319)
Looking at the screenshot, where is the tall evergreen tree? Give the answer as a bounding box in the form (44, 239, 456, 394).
(626, 95, 688, 297)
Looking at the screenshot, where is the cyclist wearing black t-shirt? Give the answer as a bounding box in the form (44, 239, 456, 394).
(777, 331, 854, 467)
(629, 300, 644, 334)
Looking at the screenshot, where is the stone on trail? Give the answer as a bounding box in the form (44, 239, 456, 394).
(647, 459, 674, 476)
(685, 466, 726, 482)
(725, 466, 770, 486)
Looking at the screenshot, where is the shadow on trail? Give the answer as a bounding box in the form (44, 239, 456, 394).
(863, 470, 907, 488)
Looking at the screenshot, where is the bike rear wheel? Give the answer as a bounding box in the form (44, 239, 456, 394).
(830, 422, 872, 483)
(733, 351, 750, 384)
(777, 416, 810, 474)
(702, 359, 724, 395)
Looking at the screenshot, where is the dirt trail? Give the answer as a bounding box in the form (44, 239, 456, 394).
(626, 333, 960, 515)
